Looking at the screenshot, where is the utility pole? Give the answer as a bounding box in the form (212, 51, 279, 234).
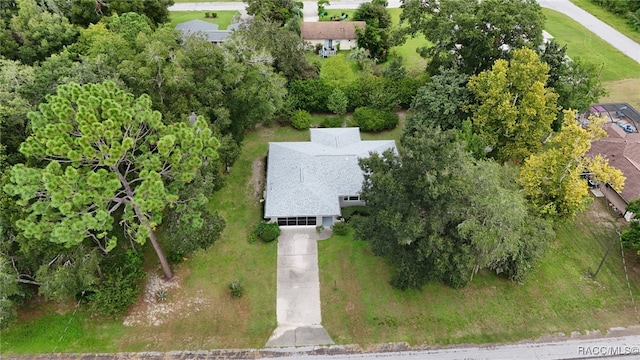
(592, 228, 620, 279)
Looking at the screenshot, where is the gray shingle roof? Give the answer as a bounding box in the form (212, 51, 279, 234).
(264, 128, 397, 218)
(175, 20, 232, 43)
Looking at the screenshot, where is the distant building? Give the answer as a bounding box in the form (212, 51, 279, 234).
(588, 121, 640, 219)
(301, 21, 366, 57)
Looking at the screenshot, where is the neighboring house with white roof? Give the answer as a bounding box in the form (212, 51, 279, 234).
(264, 128, 397, 227)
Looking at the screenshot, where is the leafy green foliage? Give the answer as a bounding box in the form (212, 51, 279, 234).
(352, 107, 398, 132)
(228, 279, 243, 298)
(622, 199, 640, 252)
(406, 68, 471, 134)
(341, 206, 370, 222)
(354, 1, 392, 29)
(519, 112, 625, 219)
(255, 222, 281, 242)
(239, 18, 316, 80)
(0, 256, 19, 330)
(2, 0, 79, 65)
(246, 0, 302, 26)
(538, 40, 607, 130)
(354, 125, 554, 289)
(65, 0, 173, 27)
(468, 48, 559, 163)
(400, 0, 545, 75)
(291, 110, 312, 130)
(287, 78, 331, 112)
(3, 81, 220, 279)
(321, 116, 343, 128)
(327, 89, 348, 116)
(332, 222, 350, 235)
(89, 250, 144, 317)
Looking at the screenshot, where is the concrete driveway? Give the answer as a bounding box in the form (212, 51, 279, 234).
(265, 227, 334, 347)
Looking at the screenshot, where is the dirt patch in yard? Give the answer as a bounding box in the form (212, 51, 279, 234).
(250, 158, 265, 200)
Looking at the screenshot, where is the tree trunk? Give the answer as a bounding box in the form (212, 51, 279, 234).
(132, 204, 173, 280)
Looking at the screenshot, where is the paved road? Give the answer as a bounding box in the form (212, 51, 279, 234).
(538, 0, 640, 64)
(170, 0, 640, 65)
(268, 334, 640, 359)
(265, 227, 333, 347)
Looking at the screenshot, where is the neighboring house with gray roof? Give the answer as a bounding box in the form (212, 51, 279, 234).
(175, 19, 240, 44)
(264, 128, 397, 227)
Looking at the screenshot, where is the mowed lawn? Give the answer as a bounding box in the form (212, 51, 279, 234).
(319, 199, 640, 345)
(543, 9, 640, 82)
(0, 125, 309, 354)
(169, 11, 239, 29)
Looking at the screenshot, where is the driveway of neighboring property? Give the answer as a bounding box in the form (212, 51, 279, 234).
(265, 227, 334, 347)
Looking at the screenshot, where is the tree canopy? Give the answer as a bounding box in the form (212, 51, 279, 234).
(399, 0, 545, 75)
(519, 111, 625, 219)
(354, 125, 554, 289)
(3, 81, 220, 280)
(468, 48, 559, 163)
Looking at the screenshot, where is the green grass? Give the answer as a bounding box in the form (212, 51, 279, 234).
(543, 9, 640, 82)
(174, 0, 242, 2)
(169, 11, 239, 29)
(570, 0, 640, 45)
(319, 199, 640, 345)
(319, 9, 356, 22)
(0, 308, 127, 354)
(3, 116, 637, 352)
(0, 125, 310, 354)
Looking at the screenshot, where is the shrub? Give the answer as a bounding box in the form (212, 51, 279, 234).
(211, 12, 218, 18)
(327, 88, 348, 116)
(228, 280, 243, 298)
(332, 222, 350, 235)
(89, 250, 145, 317)
(352, 107, 399, 132)
(287, 78, 331, 112)
(255, 222, 281, 242)
(321, 116, 343, 128)
(291, 110, 312, 130)
(342, 206, 370, 222)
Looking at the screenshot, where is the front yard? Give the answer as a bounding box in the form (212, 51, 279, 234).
(319, 198, 640, 345)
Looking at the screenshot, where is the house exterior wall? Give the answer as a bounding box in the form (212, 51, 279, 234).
(307, 39, 358, 50)
(600, 183, 629, 217)
(338, 196, 365, 208)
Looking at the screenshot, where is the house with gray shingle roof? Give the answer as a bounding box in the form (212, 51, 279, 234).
(264, 128, 397, 227)
(175, 19, 239, 44)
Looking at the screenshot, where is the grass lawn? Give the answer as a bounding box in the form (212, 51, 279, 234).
(570, 0, 640, 45)
(601, 79, 640, 111)
(319, 198, 640, 345)
(543, 9, 640, 82)
(0, 125, 310, 354)
(319, 9, 356, 21)
(169, 11, 239, 29)
(174, 0, 242, 2)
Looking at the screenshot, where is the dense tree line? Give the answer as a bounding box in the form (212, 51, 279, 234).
(0, 0, 294, 330)
(352, 0, 621, 290)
